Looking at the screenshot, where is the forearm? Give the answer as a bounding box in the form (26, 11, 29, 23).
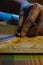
(0, 0, 25, 14)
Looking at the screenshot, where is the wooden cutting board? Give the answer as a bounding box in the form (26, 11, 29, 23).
(0, 36, 43, 53)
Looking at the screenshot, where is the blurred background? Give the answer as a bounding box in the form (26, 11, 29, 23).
(0, 0, 43, 15)
(29, 0, 43, 5)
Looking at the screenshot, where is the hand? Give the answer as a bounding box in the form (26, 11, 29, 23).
(18, 2, 43, 37)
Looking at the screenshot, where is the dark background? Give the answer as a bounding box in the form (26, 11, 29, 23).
(29, 0, 43, 5)
(0, 0, 43, 15)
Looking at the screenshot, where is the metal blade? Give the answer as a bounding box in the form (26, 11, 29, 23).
(0, 34, 16, 41)
(0, 12, 19, 40)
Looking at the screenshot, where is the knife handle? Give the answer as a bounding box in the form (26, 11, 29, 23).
(0, 12, 19, 22)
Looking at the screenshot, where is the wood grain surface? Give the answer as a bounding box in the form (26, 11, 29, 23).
(0, 36, 43, 53)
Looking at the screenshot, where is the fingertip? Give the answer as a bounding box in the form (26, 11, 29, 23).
(20, 32, 26, 37)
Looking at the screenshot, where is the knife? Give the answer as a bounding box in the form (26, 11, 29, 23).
(0, 12, 19, 34)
